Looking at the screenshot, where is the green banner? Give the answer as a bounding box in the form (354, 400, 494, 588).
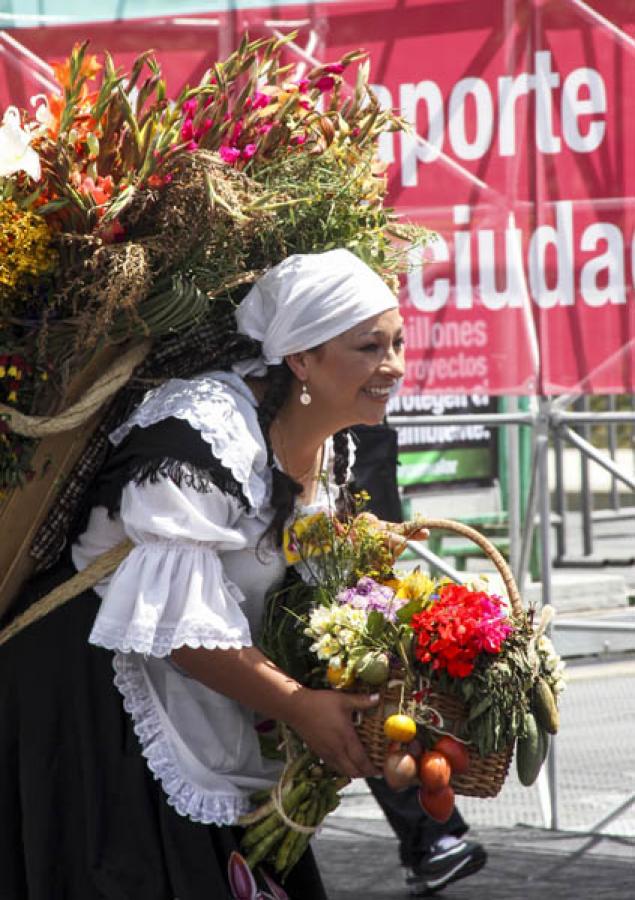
(397, 446, 494, 487)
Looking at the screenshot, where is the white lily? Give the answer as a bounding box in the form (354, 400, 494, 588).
(0, 106, 41, 181)
(30, 94, 56, 135)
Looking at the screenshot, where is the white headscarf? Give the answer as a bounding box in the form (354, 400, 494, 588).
(233, 249, 398, 376)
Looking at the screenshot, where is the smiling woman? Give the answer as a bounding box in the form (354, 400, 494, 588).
(0, 247, 404, 900)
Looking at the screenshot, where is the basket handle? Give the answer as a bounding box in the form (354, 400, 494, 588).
(399, 517, 523, 617)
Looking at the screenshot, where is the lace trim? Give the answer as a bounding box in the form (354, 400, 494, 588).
(109, 373, 270, 511)
(113, 653, 251, 825)
(91, 618, 252, 657)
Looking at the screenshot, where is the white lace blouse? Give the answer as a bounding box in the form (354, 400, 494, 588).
(71, 371, 345, 826)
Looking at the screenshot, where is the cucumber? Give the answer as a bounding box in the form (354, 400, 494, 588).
(533, 677, 560, 735)
(516, 712, 548, 786)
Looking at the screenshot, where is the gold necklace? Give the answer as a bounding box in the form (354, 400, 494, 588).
(272, 421, 323, 483)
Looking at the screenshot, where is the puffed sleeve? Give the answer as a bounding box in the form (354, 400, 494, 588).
(88, 475, 253, 657)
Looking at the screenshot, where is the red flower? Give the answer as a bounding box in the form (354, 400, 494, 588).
(410, 584, 513, 679)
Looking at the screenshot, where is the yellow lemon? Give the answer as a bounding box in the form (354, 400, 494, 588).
(383, 713, 417, 743)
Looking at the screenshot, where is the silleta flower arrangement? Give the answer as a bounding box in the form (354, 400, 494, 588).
(242, 500, 565, 875)
(0, 36, 432, 611)
(0, 36, 431, 499)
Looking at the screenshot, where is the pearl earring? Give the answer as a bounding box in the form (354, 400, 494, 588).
(300, 383, 312, 406)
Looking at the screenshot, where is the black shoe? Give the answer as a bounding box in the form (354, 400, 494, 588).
(405, 839, 487, 896)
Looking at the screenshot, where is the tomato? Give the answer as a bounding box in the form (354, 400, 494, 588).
(383, 714, 417, 743)
(383, 752, 419, 791)
(433, 736, 471, 775)
(418, 750, 452, 792)
(417, 785, 455, 822)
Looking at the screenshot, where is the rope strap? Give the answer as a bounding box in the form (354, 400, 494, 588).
(0, 342, 150, 438)
(0, 539, 134, 647)
(270, 761, 318, 836)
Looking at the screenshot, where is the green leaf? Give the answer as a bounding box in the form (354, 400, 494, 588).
(366, 610, 386, 639)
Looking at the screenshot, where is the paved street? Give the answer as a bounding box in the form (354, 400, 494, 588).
(315, 654, 635, 899)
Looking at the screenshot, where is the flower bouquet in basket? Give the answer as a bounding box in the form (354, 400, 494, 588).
(241, 499, 566, 876)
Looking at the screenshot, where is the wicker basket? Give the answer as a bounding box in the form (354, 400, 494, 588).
(355, 516, 523, 799)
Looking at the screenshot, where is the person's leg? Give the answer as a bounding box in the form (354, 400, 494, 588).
(367, 779, 467, 866)
(367, 778, 486, 895)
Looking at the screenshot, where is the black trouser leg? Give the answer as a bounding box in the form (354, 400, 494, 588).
(367, 778, 468, 867)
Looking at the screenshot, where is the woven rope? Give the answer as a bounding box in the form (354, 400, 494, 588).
(270, 769, 317, 835)
(0, 342, 150, 438)
(0, 539, 133, 647)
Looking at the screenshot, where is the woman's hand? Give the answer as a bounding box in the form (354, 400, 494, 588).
(354, 512, 429, 560)
(286, 687, 380, 779)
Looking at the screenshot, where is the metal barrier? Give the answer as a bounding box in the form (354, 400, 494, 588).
(388, 397, 635, 831)
(553, 395, 635, 565)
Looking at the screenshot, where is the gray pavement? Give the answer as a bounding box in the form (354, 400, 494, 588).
(315, 822, 634, 899)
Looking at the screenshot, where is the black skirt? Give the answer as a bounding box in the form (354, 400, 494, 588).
(0, 562, 328, 900)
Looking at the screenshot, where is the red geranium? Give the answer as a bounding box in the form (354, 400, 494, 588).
(410, 584, 513, 678)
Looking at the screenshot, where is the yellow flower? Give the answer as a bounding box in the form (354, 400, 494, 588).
(7, 390, 17, 402)
(283, 512, 331, 564)
(395, 570, 435, 605)
(0, 366, 5, 378)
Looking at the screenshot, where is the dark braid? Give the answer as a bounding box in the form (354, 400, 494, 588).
(255, 363, 303, 547)
(333, 428, 354, 518)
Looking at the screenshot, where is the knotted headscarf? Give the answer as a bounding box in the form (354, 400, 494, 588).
(233, 249, 398, 376)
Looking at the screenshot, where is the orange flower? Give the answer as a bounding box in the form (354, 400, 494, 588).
(52, 49, 101, 90)
(79, 174, 114, 209)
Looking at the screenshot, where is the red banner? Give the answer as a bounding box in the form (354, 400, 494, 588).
(2, 0, 634, 394)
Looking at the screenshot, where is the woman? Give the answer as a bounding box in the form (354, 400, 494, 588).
(0, 249, 408, 900)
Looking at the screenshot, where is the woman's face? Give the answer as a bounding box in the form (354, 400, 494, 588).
(297, 308, 405, 428)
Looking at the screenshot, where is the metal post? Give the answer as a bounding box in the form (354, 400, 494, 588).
(537, 398, 558, 830)
(576, 398, 593, 556)
(553, 428, 567, 561)
(608, 396, 619, 511)
(518, 433, 541, 595)
(506, 397, 521, 580)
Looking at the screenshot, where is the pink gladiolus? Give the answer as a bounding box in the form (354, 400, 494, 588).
(232, 119, 244, 141)
(185, 141, 198, 152)
(219, 145, 241, 163)
(241, 143, 257, 159)
(182, 99, 198, 117)
(315, 75, 335, 92)
(195, 118, 214, 140)
(180, 119, 194, 141)
(251, 91, 271, 110)
(324, 63, 346, 75)
(257, 122, 273, 135)
(291, 134, 306, 145)
(299, 99, 312, 110)
(296, 77, 310, 92)
(163, 173, 173, 183)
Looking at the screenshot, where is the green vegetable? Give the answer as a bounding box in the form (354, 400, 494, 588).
(532, 677, 560, 735)
(516, 711, 548, 786)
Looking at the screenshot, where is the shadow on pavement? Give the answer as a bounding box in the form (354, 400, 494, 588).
(314, 822, 635, 899)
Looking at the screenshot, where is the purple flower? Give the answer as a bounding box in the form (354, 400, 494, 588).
(337, 577, 405, 622)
